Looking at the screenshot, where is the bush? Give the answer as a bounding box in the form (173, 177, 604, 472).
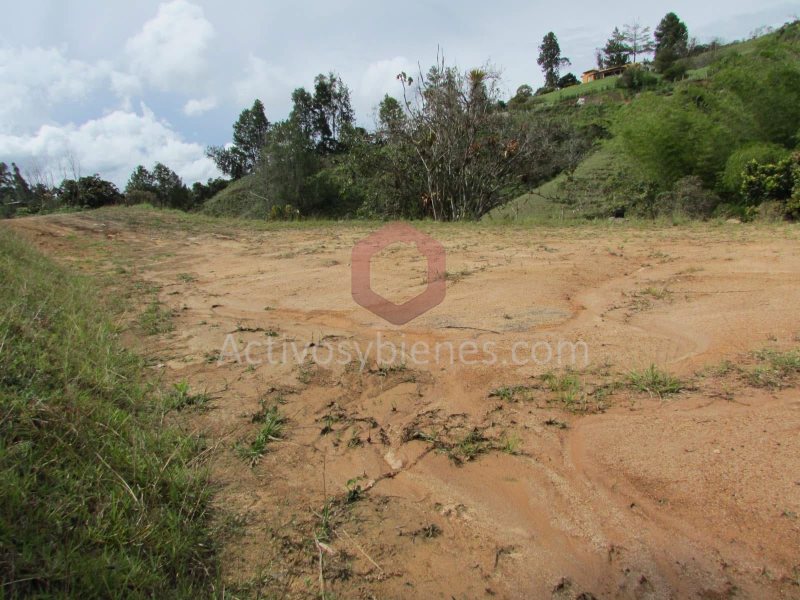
(740, 152, 800, 218)
(720, 143, 791, 197)
(124, 189, 159, 206)
(617, 65, 659, 92)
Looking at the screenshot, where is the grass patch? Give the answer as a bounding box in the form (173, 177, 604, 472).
(236, 405, 287, 465)
(0, 227, 217, 597)
(745, 348, 800, 388)
(628, 365, 684, 397)
(166, 379, 211, 410)
(139, 298, 174, 335)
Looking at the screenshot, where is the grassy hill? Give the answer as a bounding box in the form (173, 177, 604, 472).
(493, 20, 800, 222)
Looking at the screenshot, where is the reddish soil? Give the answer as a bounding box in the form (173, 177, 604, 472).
(9, 210, 800, 599)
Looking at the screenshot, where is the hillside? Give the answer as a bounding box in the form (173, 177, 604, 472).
(491, 20, 800, 222)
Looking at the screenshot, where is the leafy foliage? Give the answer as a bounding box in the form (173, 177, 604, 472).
(538, 32, 570, 89)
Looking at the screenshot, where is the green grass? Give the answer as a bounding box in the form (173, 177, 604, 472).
(236, 405, 287, 465)
(139, 298, 174, 335)
(0, 227, 217, 597)
(745, 348, 800, 388)
(532, 76, 622, 105)
(628, 365, 685, 397)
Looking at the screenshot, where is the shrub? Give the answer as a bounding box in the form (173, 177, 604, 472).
(720, 143, 790, 197)
(617, 65, 659, 92)
(124, 189, 159, 206)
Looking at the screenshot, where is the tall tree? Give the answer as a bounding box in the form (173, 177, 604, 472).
(603, 28, 630, 68)
(152, 163, 191, 209)
(206, 99, 270, 179)
(538, 32, 570, 89)
(622, 21, 655, 63)
(654, 12, 689, 74)
(125, 165, 157, 194)
(290, 73, 355, 154)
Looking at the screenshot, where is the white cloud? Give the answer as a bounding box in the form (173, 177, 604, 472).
(232, 55, 291, 107)
(0, 45, 110, 133)
(356, 57, 413, 121)
(125, 0, 215, 92)
(0, 104, 219, 186)
(183, 96, 217, 116)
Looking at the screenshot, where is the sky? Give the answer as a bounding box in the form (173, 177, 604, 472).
(0, 0, 798, 188)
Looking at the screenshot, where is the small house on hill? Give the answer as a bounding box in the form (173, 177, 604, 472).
(581, 64, 631, 84)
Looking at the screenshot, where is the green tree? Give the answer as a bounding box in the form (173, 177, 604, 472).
(603, 27, 630, 68)
(206, 99, 270, 179)
(538, 32, 570, 89)
(654, 12, 689, 75)
(622, 21, 655, 63)
(290, 73, 355, 155)
(557, 73, 579, 88)
(125, 165, 157, 194)
(58, 175, 123, 208)
(152, 163, 191, 209)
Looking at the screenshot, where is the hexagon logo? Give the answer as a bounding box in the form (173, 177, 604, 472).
(351, 223, 446, 325)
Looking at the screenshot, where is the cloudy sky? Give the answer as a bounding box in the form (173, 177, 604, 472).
(1, 0, 797, 187)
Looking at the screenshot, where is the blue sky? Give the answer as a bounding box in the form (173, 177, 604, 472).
(0, 0, 797, 187)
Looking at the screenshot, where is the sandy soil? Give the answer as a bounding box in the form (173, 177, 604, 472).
(8, 211, 800, 599)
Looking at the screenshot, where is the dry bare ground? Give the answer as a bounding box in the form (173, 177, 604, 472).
(9, 208, 800, 599)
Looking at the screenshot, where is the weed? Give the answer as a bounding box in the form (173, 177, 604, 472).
(345, 477, 365, 503)
(544, 418, 569, 429)
(236, 406, 286, 465)
(166, 380, 211, 410)
(489, 385, 531, 402)
(448, 429, 489, 464)
(628, 365, 684, 397)
(177, 272, 196, 282)
(139, 299, 174, 335)
(500, 433, 522, 455)
(639, 286, 672, 300)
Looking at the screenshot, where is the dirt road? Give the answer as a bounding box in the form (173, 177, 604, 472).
(9, 209, 800, 598)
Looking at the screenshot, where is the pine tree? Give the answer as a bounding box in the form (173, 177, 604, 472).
(654, 13, 689, 74)
(538, 32, 570, 89)
(603, 27, 630, 68)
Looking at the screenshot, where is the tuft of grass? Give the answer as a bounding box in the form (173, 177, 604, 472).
(139, 298, 174, 335)
(489, 385, 531, 402)
(745, 348, 800, 388)
(628, 365, 684, 397)
(639, 286, 672, 300)
(541, 370, 585, 409)
(236, 405, 286, 465)
(448, 429, 489, 464)
(500, 433, 522, 455)
(166, 380, 211, 410)
(0, 228, 217, 597)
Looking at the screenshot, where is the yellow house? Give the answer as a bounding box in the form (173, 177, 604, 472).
(581, 64, 631, 83)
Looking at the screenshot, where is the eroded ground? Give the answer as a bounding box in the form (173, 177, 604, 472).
(8, 209, 800, 599)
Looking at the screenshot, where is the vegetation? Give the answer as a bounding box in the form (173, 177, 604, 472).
(0, 228, 217, 596)
(2, 15, 798, 225)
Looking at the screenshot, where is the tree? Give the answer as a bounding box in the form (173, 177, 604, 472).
(0, 163, 16, 217)
(58, 175, 122, 208)
(622, 21, 655, 63)
(390, 58, 583, 220)
(557, 73, 579, 89)
(654, 13, 689, 75)
(538, 32, 570, 89)
(290, 73, 355, 155)
(603, 28, 630, 68)
(206, 99, 270, 179)
(152, 163, 191, 209)
(190, 178, 229, 205)
(125, 165, 157, 195)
